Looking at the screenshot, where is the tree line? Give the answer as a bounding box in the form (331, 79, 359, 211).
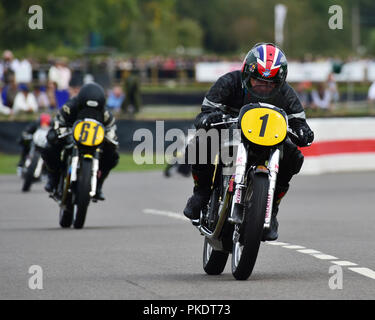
(0, 0, 375, 59)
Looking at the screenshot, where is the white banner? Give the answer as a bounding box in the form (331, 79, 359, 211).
(195, 61, 375, 83)
(195, 62, 242, 83)
(287, 61, 332, 82)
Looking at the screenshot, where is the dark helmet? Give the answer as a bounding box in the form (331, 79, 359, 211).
(241, 43, 288, 99)
(77, 82, 106, 111)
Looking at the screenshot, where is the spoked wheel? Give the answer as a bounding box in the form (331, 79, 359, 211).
(231, 173, 269, 280)
(203, 237, 229, 275)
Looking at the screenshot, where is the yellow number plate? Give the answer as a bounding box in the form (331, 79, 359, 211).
(73, 120, 105, 147)
(241, 107, 287, 146)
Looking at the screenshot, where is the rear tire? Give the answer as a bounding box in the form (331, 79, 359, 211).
(73, 159, 92, 229)
(203, 238, 229, 275)
(22, 154, 39, 192)
(231, 174, 269, 280)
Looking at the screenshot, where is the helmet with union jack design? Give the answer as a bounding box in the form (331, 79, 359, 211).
(241, 42, 288, 99)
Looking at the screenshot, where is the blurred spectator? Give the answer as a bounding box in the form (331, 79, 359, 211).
(327, 73, 339, 104)
(0, 50, 17, 84)
(0, 82, 11, 115)
(48, 58, 71, 90)
(46, 81, 58, 110)
(2, 74, 18, 107)
(107, 86, 125, 114)
(69, 84, 81, 98)
(310, 82, 332, 111)
(122, 71, 141, 115)
(33, 85, 50, 110)
(48, 58, 71, 108)
(295, 81, 312, 108)
(368, 80, 375, 109)
(13, 84, 38, 113)
(14, 58, 32, 84)
(69, 73, 83, 98)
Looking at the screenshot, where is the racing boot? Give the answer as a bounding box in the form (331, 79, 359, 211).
(183, 167, 214, 222)
(44, 169, 60, 193)
(262, 184, 289, 241)
(93, 169, 109, 201)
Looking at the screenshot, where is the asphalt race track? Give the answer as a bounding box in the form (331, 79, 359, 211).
(0, 171, 374, 300)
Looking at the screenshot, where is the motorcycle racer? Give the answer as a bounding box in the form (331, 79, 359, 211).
(17, 113, 51, 175)
(183, 43, 314, 241)
(41, 82, 119, 201)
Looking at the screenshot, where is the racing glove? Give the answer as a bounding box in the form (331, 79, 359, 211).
(289, 119, 314, 147)
(195, 111, 224, 130)
(46, 116, 69, 145)
(105, 125, 119, 146)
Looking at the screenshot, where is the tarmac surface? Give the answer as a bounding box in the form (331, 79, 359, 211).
(0, 171, 374, 300)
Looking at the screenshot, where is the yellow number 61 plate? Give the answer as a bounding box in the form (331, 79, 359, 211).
(73, 119, 105, 147)
(241, 107, 287, 146)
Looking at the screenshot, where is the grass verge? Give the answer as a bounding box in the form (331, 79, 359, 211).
(0, 153, 164, 175)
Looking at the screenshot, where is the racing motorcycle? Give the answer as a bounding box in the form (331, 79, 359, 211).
(197, 102, 302, 280)
(21, 128, 49, 192)
(53, 117, 105, 229)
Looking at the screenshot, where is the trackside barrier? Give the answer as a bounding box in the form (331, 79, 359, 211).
(300, 118, 375, 174)
(2, 118, 375, 175)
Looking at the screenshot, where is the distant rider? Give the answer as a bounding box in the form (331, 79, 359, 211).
(17, 113, 51, 174)
(42, 82, 119, 200)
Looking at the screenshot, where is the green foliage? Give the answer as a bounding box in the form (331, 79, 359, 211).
(0, 0, 374, 58)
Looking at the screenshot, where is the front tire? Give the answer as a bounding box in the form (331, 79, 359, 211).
(203, 238, 229, 275)
(22, 154, 39, 192)
(231, 174, 269, 280)
(59, 196, 73, 228)
(73, 159, 92, 229)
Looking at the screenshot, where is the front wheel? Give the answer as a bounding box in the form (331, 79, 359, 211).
(203, 238, 229, 275)
(73, 159, 92, 229)
(59, 193, 73, 228)
(231, 174, 269, 280)
(22, 154, 39, 192)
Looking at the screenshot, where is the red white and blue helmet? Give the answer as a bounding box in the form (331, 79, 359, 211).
(241, 43, 288, 99)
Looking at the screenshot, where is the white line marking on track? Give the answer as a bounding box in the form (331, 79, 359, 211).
(348, 268, 375, 280)
(283, 245, 305, 249)
(311, 254, 338, 260)
(331, 261, 358, 267)
(265, 241, 290, 246)
(143, 209, 187, 221)
(297, 249, 321, 254)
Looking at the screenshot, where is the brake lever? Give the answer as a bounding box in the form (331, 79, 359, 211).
(287, 128, 299, 139)
(210, 118, 238, 127)
(57, 128, 72, 139)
